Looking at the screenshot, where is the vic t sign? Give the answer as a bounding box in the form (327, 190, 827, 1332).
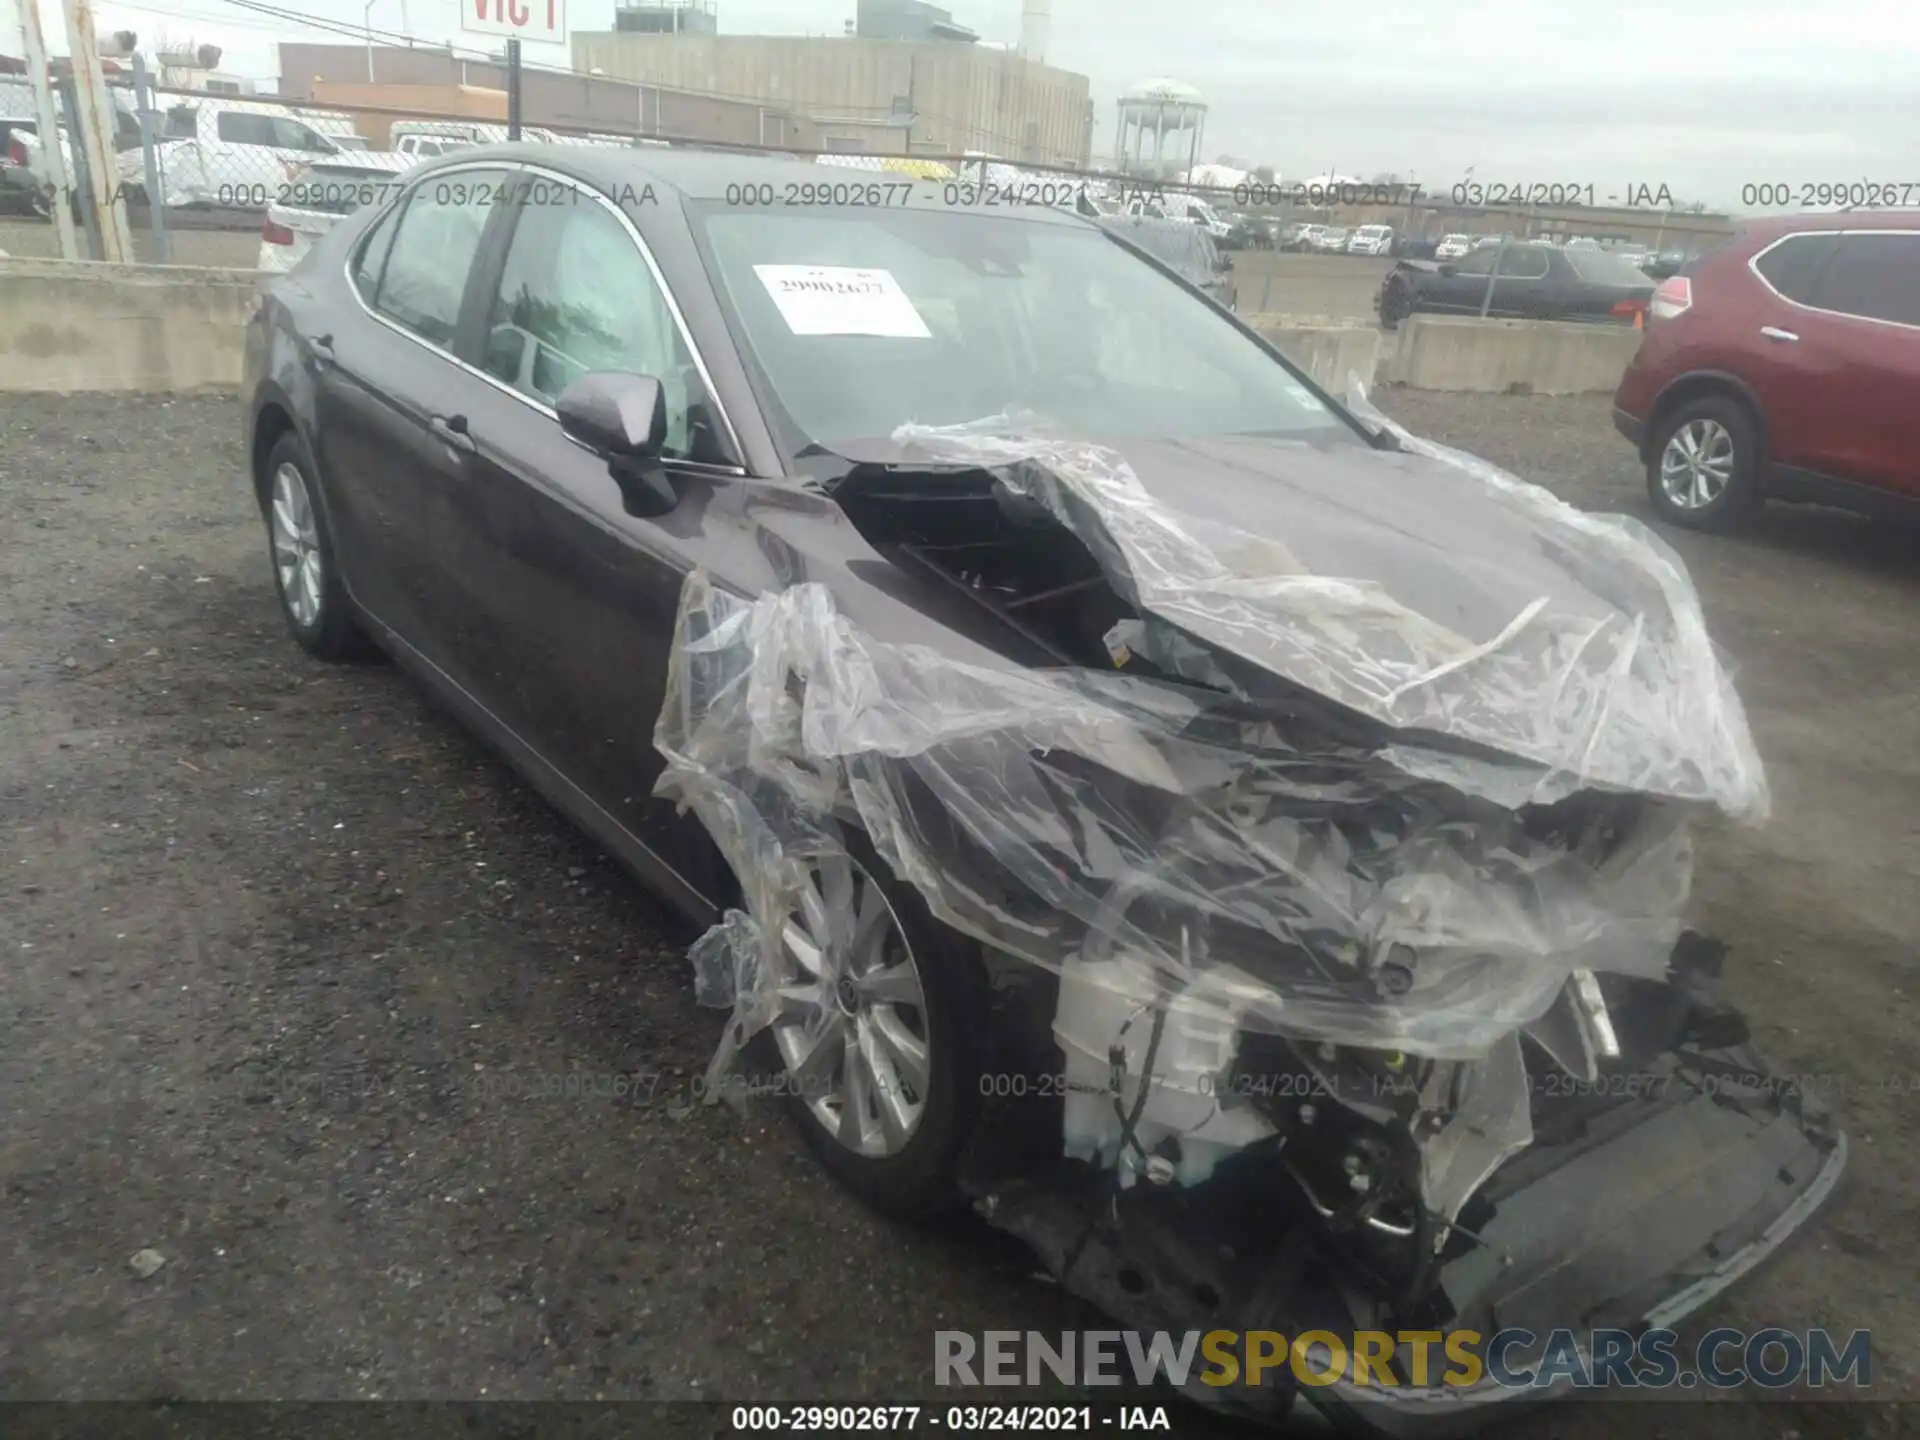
(462, 0, 566, 44)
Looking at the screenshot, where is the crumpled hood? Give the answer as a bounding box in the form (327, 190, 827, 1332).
(886, 405, 1768, 819)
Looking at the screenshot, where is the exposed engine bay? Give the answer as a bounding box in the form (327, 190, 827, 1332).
(656, 399, 1843, 1429)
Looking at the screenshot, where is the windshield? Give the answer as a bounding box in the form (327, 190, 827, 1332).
(692, 204, 1355, 454)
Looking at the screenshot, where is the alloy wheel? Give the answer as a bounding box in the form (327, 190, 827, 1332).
(772, 853, 932, 1158)
(1658, 418, 1736, 510)
(269, 461, 324, 629)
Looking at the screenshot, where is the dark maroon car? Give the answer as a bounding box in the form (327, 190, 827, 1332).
(1613, 210, 1920, 530)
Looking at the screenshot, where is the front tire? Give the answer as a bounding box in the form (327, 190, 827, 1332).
(262, 432, 365, 660)
(770, 831, 988, 1217)
(1646, 395, 1762, 532)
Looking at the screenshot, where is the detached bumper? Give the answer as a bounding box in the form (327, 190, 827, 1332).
(1303, 1097, 1847, 1439)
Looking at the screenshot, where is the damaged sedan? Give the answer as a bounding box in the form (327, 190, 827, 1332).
(242, 144, 1845, 1433)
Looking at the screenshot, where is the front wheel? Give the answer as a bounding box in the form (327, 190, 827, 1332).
(1646, 395, 1763, 532)
(769, 832, 988, 1217)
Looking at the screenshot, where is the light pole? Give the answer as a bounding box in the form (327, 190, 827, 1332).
(364, 0, 375, 83)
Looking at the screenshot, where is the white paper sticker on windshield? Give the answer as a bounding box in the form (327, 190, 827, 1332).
(753, 265, 932, 338)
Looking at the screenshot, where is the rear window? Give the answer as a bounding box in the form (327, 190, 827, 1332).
(1751, 232, 1838, 303)
(162, 105, 197, 139)
(1810, 232, 1920, 325)
(1567, 250, 1652, 285)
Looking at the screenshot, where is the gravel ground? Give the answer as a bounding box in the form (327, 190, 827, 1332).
(1, 390, 1916, 1436)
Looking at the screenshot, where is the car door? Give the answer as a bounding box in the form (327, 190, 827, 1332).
(1737, 230, 1845, 478)
(1783, 230, 1920, 497)
(427, 170, 749, 911)
(313, 163, 516, 655)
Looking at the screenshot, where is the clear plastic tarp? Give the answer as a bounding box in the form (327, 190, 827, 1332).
(654, 400, 1766, 1083)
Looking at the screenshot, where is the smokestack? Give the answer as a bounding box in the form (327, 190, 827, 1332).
(1019, 0, 1049, 63)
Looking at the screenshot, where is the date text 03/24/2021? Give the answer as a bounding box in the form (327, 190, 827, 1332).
(728, 1406, 1171, 1433)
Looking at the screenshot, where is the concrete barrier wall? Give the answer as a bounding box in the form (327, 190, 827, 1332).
(1248, 316, 1382, 393)
(1385, 313, 1643, 395)
(0, 258, 260, 394)
(0, 264, 1638, 399)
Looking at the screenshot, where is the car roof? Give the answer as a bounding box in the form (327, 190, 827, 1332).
(1734, 208, 1920, 238)
(417, 142, 1092, 227)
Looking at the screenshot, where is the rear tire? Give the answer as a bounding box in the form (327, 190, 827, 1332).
(262, 432, 366, 661)
(1646, 395, 1763, 532)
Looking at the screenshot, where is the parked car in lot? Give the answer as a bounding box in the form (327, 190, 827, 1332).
(1641, 247, 1692, 280)
(1276, 220, 1313, 250)
(256, 151, 422, 273)
(1614, 210, 1920, 530)
(1094, 211, 1237, 309)
(1344, 222, 1394, 255)
(1222, 212, 1270, 250)
(242, 143, 1840, 1434)
(1, 117, 48, 216)
(1309, 225, 1350, 252)
(1433, 232, 1473, 261)
(1376, 241, 1654, 327)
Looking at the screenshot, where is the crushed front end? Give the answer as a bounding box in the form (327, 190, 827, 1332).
(651, 398, 1843, 1433)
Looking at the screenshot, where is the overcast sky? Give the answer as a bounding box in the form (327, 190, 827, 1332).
(8, 0, 1917, 208)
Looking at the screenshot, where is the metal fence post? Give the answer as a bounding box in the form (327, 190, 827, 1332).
(1478, 236, 1508, 318)
(129, 53, 170, 264)
(57, 79, 104, 260)
(14, 0, 81, 258)
(506, 39, 522, 140)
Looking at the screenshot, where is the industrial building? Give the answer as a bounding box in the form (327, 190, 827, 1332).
(275, 42, 818, 149)
(574, 0, 1091, 165)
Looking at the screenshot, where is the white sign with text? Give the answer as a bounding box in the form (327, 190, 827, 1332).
(461, 0, 567, 45)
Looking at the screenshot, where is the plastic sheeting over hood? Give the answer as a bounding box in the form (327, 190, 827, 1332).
(885, 402, 1767, 820)
(654, 402, 1765, 1068)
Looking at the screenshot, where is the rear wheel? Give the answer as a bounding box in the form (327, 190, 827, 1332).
(263, 433, 366, 660)
(770, 832, 988, 1217)
(1379, 277, 1414, 328)
(1646, 395, 1763, 531)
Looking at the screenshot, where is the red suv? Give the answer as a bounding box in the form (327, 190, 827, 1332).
(1613, 211, 1920, 530)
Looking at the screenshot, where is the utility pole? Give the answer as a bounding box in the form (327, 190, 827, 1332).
(16, 0, 80, 259)
(505, 38, 521, 140)
(59, 0, 134, 262)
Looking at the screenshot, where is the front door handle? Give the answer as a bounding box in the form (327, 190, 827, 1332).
(430, 414, 476, 454)
(310, 333, 335, 366)
(1760, 326, 1799, 343)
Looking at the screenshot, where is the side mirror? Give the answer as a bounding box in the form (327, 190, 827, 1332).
(556, 372, 676, 518)
(557, 371, 666, 456)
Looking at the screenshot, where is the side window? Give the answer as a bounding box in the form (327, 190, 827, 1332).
(1811, 233, 1920, 326)
(479, 185, 703, 457)
(1752, 233, 1837, 304)
(272, 117, 333, 153)
(1500, 248, 1550, 280)
(350, 204, 401, 295)
(216, 112, 279, 147)
(369, 170, 508, 348)
(1452, 248, 1498, 276)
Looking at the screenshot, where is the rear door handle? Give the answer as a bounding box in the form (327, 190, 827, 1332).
(1760, 326, 1799, 342)
(310, 333, 335, 365)
(430, 414, 476, 454)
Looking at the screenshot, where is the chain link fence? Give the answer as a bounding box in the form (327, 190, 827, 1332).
(11, 66, 1740, 318)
